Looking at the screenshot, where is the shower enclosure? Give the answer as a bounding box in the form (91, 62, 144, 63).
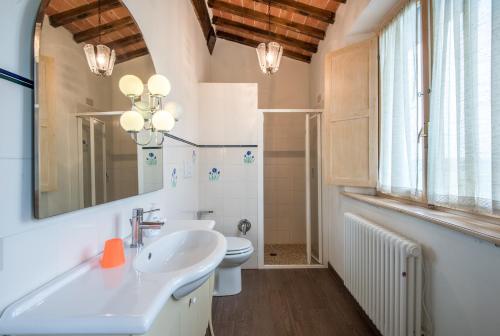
(77, 116, 107, 208)
(261, 110, 322, 266)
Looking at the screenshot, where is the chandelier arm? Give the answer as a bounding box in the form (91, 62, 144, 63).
(154, 132, 166, 146)
(98, 0, 101, 44)
(268, 0, 271, 42)
(130, 129, 153, 146)
(143, 120, 153, 131)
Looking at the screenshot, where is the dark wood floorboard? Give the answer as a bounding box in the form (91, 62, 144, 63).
(212, 269, 379, 336)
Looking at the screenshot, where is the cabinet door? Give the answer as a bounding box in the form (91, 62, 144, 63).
(324, 37, 378, 187)
(144, 280, 210, 336)
(180, 280, 210, 336)
(38, 55, 58, 192)
(144, 297, 182, 336)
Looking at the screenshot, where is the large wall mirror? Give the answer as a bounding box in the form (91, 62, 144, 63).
(34, 0, 163, 219)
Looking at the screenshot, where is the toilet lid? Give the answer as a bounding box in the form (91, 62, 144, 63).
(226, 237, 253, 253)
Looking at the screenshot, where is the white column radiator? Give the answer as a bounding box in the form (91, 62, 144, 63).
(344, 213, 422, 336)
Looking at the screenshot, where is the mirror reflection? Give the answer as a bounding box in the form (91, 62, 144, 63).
(35, 0, 163, 218)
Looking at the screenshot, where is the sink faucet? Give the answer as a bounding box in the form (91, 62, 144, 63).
(130, 208, 164, 248)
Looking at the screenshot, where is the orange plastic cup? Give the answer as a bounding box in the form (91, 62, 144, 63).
(100, 238, 125, 269)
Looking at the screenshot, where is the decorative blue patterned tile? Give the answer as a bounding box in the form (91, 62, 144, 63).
(146, 151, 158, 166)
(171, 168, 178, 188)
(243, 150, 255, 164)
(209, 167, 221, 181)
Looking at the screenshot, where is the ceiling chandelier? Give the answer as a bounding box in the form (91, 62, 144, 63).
(83, 0, 116, 76)
(119, 74, 182, 146)
(256, 0, 283, 75)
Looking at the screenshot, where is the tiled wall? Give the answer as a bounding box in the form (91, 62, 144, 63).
(164, 140, 199, 217)
(198, 83, 259, 268)
(198, 147, 258, 268)
(264, 113, 306, 244)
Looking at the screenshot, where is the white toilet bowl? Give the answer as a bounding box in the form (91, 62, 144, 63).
(214, 237, 253, 296)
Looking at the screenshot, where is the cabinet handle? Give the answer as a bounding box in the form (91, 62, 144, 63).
(189, 297, 197, 307)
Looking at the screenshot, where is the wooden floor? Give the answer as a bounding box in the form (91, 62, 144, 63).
(212, 269, 379, 336)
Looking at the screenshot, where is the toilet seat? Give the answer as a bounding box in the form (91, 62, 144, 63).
(225, 237, 253, 255)
(226, 247, 253, 255)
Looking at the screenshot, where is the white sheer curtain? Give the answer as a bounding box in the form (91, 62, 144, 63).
(378, 0, 423, 199)
(429, 0, 500, 215)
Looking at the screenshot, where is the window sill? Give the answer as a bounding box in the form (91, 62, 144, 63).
(342, 192, 500, 246)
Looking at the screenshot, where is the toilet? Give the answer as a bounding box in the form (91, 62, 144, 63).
(214, 236, 254, 296)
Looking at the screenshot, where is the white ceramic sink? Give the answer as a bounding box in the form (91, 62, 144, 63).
(0, 221, 227, 335)
(134, 229, 225, 274)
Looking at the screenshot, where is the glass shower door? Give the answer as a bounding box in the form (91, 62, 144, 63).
(306, 113, 322, 264)
(77, 117, 107, 207)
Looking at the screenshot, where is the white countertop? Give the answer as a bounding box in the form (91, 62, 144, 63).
(0, 219, 224, 335)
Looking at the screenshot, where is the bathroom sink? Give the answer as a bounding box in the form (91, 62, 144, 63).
(0, 225, 226, 335)
(134, 229, 226, 274)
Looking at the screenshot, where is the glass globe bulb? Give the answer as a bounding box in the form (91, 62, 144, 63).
(164, 101, 183, 121)
(152, 109, 175, 132)
(120, 110, 144, 132)
(148, 74, 171, 97)
(119, 75, 144, 97)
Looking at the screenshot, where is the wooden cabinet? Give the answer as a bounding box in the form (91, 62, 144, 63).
(324, 37, 379, 187)
(145, 277, 213, 336)
(37, 55, 58, 193)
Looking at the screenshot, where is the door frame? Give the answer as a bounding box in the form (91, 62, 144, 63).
(77, 116, 107, 207)
(257, 109, 326, 269)
(308, 113, 323, 264)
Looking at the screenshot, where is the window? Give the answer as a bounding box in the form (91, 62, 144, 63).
(428, 0, 500, 216)
(378, 0, 500, 217)
(378, 0, 424, 200)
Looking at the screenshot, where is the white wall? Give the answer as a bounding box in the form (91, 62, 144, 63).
(0, 0, 209, 312)
(311, 1, 500, 335)
(210, 39, 310, 109)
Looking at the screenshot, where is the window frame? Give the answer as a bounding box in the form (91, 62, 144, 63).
(376, 0, 431, 205)
(377, 0, 500, 222)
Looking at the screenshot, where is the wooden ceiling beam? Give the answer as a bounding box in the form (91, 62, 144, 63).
(190, 0, 217, 54)
(216, 30, 310, 63)
(74, 16, 135, 43)
(207, 0, 325, 40)
(106, 33, 143, 49)
(213, 16, 317, 53)
(49, 0, 122, 28)
(116, 47, 149, 64)
(253, 0, 336, 24)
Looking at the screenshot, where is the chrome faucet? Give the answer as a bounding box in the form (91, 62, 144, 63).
(130, 208, 164, 248)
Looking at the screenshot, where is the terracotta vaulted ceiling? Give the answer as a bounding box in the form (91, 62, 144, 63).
(204, 0, 346, 63)
(44, 0, 344, 65)
(44, 0, 148, 64)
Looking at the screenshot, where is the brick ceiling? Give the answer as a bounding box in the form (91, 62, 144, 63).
(44, 0, 148, 64)
(209, 0, 345, 62)
(42, 0, 345, 65)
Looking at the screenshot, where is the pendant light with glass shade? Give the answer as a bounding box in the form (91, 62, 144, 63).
(83, 0, 116, 76)
(118, 74, 179, 146)
(256, 0, 283, 75)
